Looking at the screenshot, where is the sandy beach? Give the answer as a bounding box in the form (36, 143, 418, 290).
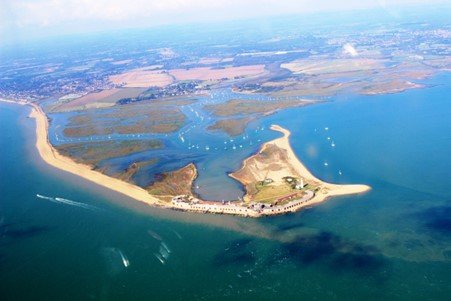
(28, 103, 167, 208)
(23, 99, 369, 217)
(230, 124, 370, 210)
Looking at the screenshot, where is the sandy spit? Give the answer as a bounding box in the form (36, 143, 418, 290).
(28, 103, 167, 208)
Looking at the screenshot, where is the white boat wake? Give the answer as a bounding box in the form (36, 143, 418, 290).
(36, 194, 54, 201)
(36, 194, 100, 211)
(118, 250, 130, 268)
(101, 247, 130, 274)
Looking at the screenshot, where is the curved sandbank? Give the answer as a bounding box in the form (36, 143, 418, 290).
(28, 103, 168, 208)
(230, 124, 371, 210)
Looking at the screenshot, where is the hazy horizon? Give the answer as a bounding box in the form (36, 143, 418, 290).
(1, 0, 449, 46)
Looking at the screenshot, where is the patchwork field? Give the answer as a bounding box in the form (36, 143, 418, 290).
(109, 68, 174, 88)
(270, 81, 352, 97)
(198, 57, 222, 65)
(108, 64, 266, 88)
(111, 59, 133, 65)
(169, 65, 267, 81)
(360, 80, 424, 95)
(281, 58, 386, 75)
(53, 88, 146, 112)
(268, 58, 440, 97)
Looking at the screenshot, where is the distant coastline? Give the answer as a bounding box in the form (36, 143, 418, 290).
(0, 98, 28, 105)
(5, 99, 370, 217)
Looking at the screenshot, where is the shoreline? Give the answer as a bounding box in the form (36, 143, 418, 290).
(0, 98, 29, 105)
(229, 124, 371, 212)
(27, 102, 168, 209)
(14, 99, 370, 217)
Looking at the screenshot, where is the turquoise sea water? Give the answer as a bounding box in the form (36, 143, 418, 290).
(1, 73, 450, 300)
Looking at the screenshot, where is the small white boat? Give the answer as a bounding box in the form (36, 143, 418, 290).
(118, 251, 130, 268)
(148, 230, 162, 241)
(154, 253, 165, 264)
(161, 242, 171, 254)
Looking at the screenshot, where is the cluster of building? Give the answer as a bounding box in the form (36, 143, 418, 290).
(282, 176, 306, 190)
(0, 69, 114, 102)
(117, 80, 203, 104)
(170, 189, 315, 217)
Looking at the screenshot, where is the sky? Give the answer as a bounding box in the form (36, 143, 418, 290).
(0, 0, 446, 44)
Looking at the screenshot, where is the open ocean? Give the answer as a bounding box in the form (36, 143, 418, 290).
(0, 73, 450, 300)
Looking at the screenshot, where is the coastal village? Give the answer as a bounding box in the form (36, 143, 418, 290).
(171, 173, 315, 217)
(170, 189, 316, 217)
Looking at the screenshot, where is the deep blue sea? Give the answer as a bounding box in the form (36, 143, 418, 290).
(0, 73, 450, 300)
